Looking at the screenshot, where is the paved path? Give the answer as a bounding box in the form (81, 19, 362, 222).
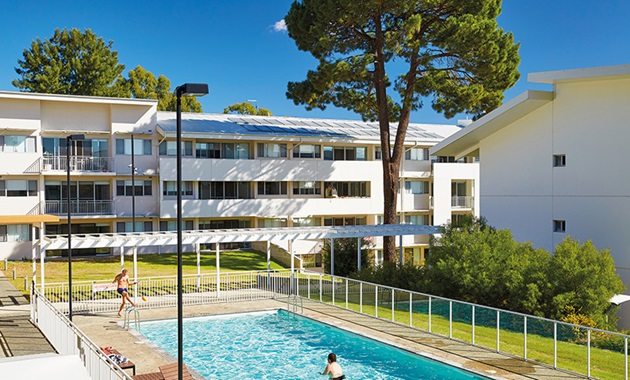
(0, 271, 56, 358)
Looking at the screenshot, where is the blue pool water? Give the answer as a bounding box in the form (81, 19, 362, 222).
(138, 310, 488, 379)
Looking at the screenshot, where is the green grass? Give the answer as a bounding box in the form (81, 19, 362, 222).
(2, 250, 285, 293)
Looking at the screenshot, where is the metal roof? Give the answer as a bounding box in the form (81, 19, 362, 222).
(156, 112, 460, 142)
(40, 224, 439, 251)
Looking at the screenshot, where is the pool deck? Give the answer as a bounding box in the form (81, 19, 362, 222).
(74, 298, 587, 380)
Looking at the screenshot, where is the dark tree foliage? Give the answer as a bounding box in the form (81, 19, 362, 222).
(127, 66, 202, 112)
(321, 238, 369, 277)
(285, 0, 520, 261)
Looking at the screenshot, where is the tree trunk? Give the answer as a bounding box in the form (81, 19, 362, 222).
(381, 159, 400, 262)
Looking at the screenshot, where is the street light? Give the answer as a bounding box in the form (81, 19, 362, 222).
(66, 133, 84, 321)
(175, 83, 208, 380)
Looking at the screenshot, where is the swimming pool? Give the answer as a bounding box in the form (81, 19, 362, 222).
(138, 310, 489, 379)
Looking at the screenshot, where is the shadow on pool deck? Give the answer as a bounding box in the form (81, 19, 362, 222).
(73, 298, 588, 380)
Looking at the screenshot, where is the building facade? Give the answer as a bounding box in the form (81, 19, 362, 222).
(0, 91, 478, 266)
(431, 64, 630, 326)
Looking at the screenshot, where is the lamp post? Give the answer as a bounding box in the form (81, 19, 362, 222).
(175, 83, 208, 380)
(66, 133, 84, 321)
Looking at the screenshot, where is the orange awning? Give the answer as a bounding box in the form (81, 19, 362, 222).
(0, 215, 59, 224)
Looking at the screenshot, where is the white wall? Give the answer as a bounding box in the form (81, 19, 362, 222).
(41, 101, 110, 132)
(432, 162, 479, 226)
(0, 98, 41, 130)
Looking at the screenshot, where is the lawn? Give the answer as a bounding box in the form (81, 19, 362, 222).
(2, 250, 285, 293)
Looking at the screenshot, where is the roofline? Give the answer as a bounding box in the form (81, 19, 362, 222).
(430, 90, 553, 157)
(528, 64, 630, 84)
(0, 90, 158, 106)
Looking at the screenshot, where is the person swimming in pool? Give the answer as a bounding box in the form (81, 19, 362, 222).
(113, 268, 137, 316)
(322, 353, 345, 380)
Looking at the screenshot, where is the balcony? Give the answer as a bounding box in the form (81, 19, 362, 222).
(45, 200, 114, 216)
(451, 196, 473, 209)
(42, 155, 112, 172)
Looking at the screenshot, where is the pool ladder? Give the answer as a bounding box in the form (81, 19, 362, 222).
(287, 294, 303, 314)
(123, 305, 140, 331)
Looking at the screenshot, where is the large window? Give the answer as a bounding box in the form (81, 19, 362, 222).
(0, 224, 31, 242)
(257, 182, 287, 195)
(43, 138, 107, 157)
(405, 147, 429, 161)
(45, 181, 109, 201)
(116, 138, 152, 155)
(323, 216, 366, 226)
(158, 140, 193, 156)
(257, 143, 287, 158)
(195, 142, 221, 158)
(0, 135, 36, 153)
(405, 214, 430, 225)
(324, 181, 369, 197)
(323, 146, 367, 161)
(293, 144, 321, 159)
(404, 180, 429, 195)
(199, 182, 252, 199)
(199, 219, 251, 229)
(259, 218, 287, 228)
(116, 180, 152, 196)
(160, 220, 194, 231)
(0, 180, 37, 197)
(163, 181, 193, 196)
(292, 217, 321, 227)
(292, 181, 321, 195)
(116, 221, 153, 233)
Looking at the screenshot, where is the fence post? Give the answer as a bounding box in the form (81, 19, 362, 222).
(360, 282, 363, 314)
(25, 276, 29, 291)
(375, 285, 378, 319)
(307, 273, 310, 299)
(524, 316, 528, 360)
(449, 301, 453, 339)
(428, 296, 432, 332)
(409, 293, 413, 327)
(472, 305, 475, 345)
(554, 322, 557, 368)
(13, 267, 16, 280)
(332, 275, 335, 306)
(345, 280, 348, 310)
(624, 336, 627, 380)
(391, 289, 395, 322)
(587, 329, 591, 378)
(496, 310, 500, 352)
(319, 274, 322, 303)
(3, 258, 7, 270)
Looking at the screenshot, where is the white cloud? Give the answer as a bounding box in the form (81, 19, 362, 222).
(273, 19, 287, 32)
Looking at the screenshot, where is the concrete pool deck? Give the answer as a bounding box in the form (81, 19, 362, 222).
(73, 298, 587, 380)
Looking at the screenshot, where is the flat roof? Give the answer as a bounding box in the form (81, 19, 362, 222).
(156, 112, 460, 143)
(529, 64, 630, 84)
(0, 90, 157, 106)
(41, 224, 439, 251)
(430, 90, 553, 157)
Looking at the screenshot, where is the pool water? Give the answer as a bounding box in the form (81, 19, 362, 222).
(138, 310, 488, 380)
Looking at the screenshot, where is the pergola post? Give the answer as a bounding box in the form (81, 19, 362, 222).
(120, 246, 124, 270)
(290, 239, 295, 294)
(133, 246, 138, 304)
(399, 235, 403, 265)
(215, 243, 220, 297)
(357, 237, 361, 271)
(196, 243, 201, 291)
(40, 247, 45, 292)
(331, 238, 335, 276)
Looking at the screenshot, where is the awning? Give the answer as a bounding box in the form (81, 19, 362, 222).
(0, 215, 59, 224)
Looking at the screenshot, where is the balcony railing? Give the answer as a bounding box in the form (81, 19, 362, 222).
(45, 200, 114, 215)
(451, 196, 473, 208)
(42, 155, 112, 172)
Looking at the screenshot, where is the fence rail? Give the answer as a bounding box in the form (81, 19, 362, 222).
(39, 270, 629, 380)
(42, 155, 111, 172)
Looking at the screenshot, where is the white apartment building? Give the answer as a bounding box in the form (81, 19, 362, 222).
(430, 64, 630, 326)
(0, 91, 479, 266)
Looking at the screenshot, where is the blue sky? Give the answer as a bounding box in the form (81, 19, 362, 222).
(0, 0, 628, 124)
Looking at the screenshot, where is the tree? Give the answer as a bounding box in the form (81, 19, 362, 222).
(13, 28, 127, 97)
(321, 238, 369, 276)
(127, 66, 203, 112)
(285, 1, 520, 261)
(224, 102, 273, 116)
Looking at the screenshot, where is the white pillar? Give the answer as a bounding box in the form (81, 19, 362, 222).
(120, 246, 124, 270)
(331, 238, 335, 276)
(40, 248, 45, 292)
(266, 241, 271, 272)
(196, 243, 201, 291)
(357, 237, 361, 271)
(216, 243, 220, 297)
(290, 239, 295, 294)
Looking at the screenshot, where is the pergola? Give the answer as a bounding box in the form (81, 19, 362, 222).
(36, 224, 439, 291)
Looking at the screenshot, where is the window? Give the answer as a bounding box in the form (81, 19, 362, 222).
(196, 142, 221, 158)
(159, 220, 194, 231)
(0, 135, 36, 153)
(199, 182, 252, 199)
(158, 140, 192, 156)
(405, 147, 429, 161)
(405, 214, 430, 225)
(257, 143, 287, 158)
(374, 250, 384, 266)
(431, 156, 456, 163)
(259, 218, 287, 228)
(292, 217, 321, 227)
(553, 220, 566, 233)
(323, 217, 366, 226)
(292, 181, 321, 195)
(324, 182, 369, 197)
(293, 144, 321, 159)
(0, 224, 31, 242)
(404, 180, 429, 194)
(163, 181, 193, 196)
(553, 154, 566, 167)
(0, 180, 37, 197)
(257, 182, 287, 195)
(323, 146, 367, 161)
(116, 138, 152, 155)
(116, 180, 152, 196)
(116, 221, 153, 233)
(199, 219, 251, 229)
